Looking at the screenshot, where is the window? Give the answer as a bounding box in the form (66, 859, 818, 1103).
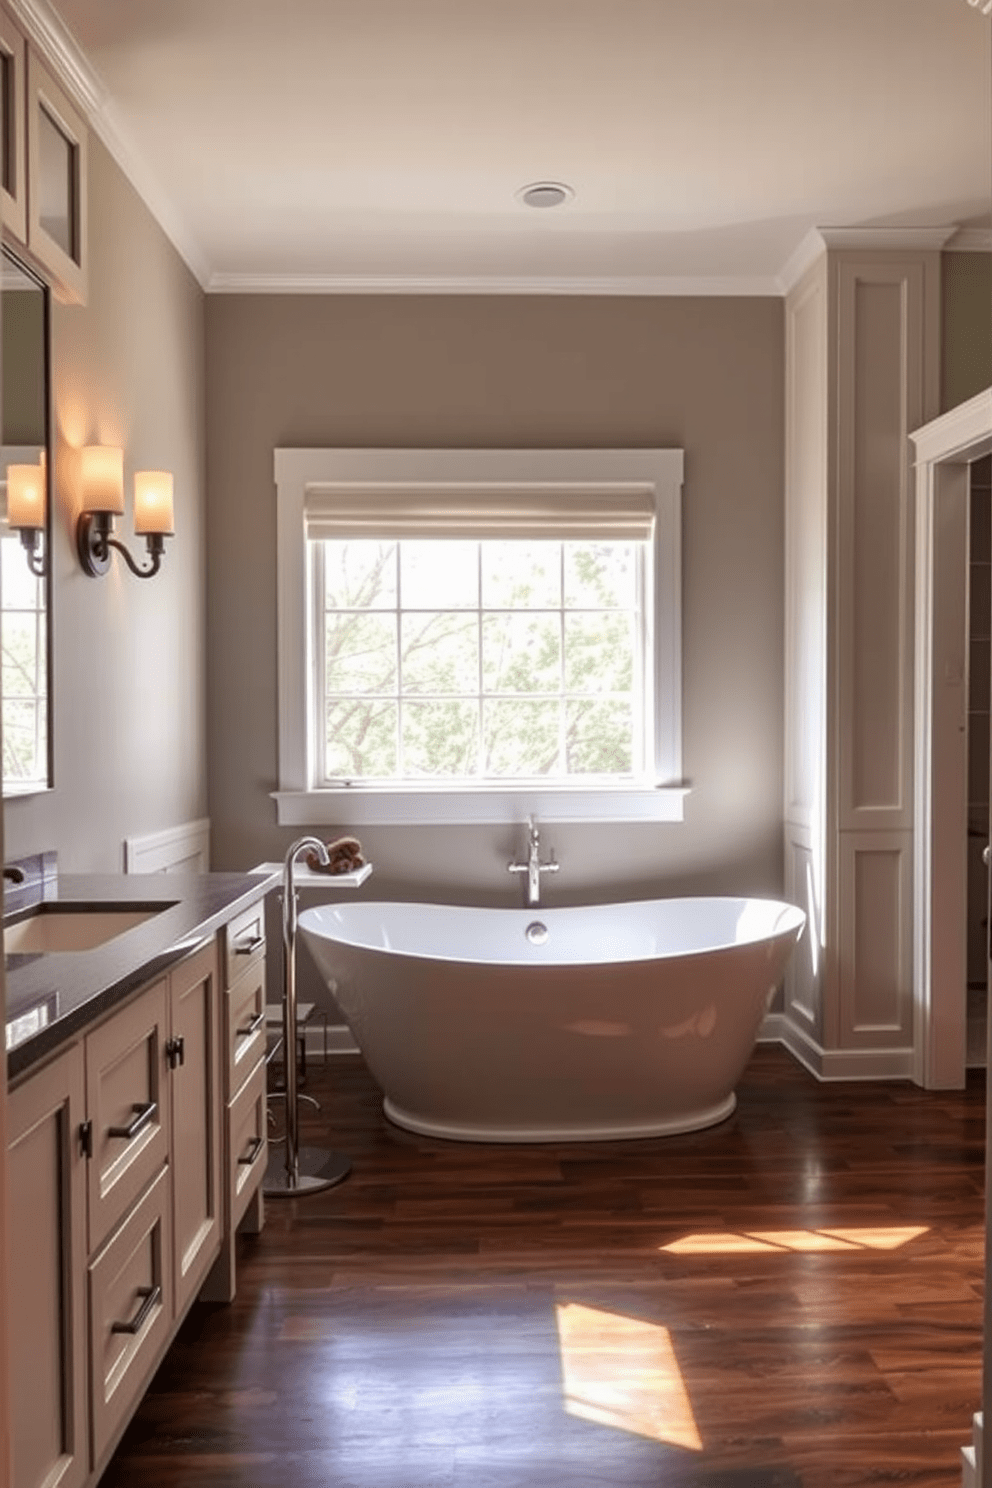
(1, 524, 47, 789)
(317, 538, 645, 784)
(274, 448, 685, 825)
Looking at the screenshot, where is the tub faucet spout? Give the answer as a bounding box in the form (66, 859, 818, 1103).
(508, 817, 559, 906)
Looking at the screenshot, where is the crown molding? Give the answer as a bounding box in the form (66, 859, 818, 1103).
(8, 0, 211, 288)
(776, 228, 827, 296)
(815, 225, 958, 252)
(206, 270, 785, 297)
(6, 0, 101, 112)
(777, 224, 962, 294)
(944, 227, 992, 253)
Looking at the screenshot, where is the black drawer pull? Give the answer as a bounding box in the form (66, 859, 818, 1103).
(166, 1035, 185, 1070)
(234, 934, 264, 956)
(111, 1284, 161, 1336)
(237, 1010, 265, 1039)
(108, 1101, 157, 1140)
(238, 1135, 264, 1167)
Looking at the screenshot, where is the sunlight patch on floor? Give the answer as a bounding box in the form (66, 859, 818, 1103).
(555, 1302, 702, 1450)
(661, 1225, 929, 1255)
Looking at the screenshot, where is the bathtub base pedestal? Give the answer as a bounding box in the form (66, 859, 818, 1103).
(381, 1092, 737, 1145)
(264, 1143, 351, 1196)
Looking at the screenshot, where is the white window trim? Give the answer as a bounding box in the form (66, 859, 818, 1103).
(273, 447, 686, 826)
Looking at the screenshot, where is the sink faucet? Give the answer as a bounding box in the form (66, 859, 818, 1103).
(3, 866, 24, 885)
(508, 817, 559, 907)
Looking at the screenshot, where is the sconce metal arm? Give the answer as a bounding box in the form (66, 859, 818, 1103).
(102, 533, 164, 579)
(77, 512, 165, 579)
(19, 530, 47, 578)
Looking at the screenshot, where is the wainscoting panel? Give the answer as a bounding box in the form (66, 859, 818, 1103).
(783, 826, 822, 1040)
(784, 259, 828, 828)
(838, 831, 913, 1048)
(836, 260, 931, 831)
(123, 819, 211, 874)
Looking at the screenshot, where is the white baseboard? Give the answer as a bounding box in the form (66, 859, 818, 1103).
(303, 1022, 360, 1057)
(304, 1013, 916, 1076)
(778, 1016, 915, 1081)
(963, 1411, 982, 1488)
(758, 1012, 788, 1043)
(124, 818, 211, 874)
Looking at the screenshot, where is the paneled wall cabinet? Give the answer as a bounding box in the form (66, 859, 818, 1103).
(7, 920, 267, 1488)
(783, 234, 943, 1082)
(0, 1, 87, 304)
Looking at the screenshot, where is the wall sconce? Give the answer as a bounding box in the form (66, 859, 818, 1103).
(77, 446, 174, 578)
(6, 461, 47, 577)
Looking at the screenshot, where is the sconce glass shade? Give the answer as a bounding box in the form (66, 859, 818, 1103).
(134, 470, 174, 535)
(7, 463, 45, 529)
(80, 444, 124, 514)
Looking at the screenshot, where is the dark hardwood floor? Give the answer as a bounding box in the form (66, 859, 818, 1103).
(100, 1046, 986, 1487)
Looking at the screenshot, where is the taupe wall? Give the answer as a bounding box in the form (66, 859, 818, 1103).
(942, 251, 992, 413)
(3, 137, 208, 871)
(205, 295, 785, 905)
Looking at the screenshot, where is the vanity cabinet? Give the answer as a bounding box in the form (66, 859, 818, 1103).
(0, 1, 88, 304)
(7, 936, 229, 1488)
(201, 900, 268, 1303)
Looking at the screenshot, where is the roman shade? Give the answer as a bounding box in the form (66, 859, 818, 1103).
(302, 481, 657, 542)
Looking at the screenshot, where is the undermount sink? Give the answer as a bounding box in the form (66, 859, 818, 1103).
(4, 903, 176, 956)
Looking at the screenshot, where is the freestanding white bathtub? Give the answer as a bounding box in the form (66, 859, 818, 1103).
(299, 896, 806, 1143)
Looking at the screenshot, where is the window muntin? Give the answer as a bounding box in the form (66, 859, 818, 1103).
(313, 538, 649, 786)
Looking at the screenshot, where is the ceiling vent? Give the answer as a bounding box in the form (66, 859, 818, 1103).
(517, 182, 575, 209)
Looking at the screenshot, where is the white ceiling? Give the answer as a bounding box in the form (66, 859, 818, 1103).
(27, 0, 992, 292)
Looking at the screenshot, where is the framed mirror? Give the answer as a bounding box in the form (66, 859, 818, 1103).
(1, 244, 52, 793)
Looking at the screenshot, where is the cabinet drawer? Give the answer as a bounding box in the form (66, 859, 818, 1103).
(228, 1056, 267, 1230)
(226, 959, 266, 1101)
(88, 1164, 172, 1470)
(85, 980, 170, 1255)
(223, 900, 266, 988)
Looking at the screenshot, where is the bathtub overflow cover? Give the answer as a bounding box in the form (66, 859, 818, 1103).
(526, 921, 549, 945)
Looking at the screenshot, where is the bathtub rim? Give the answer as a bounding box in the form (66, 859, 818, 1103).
(298, 894, 806, 969)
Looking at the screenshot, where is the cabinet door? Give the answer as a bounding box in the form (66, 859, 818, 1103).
(0, 6, 27, 243)
(26, 50, 87, 305)
(85, 978, 170, 1255)
(170, 941, 222, 1316)
(7, 1044, 88, 1488)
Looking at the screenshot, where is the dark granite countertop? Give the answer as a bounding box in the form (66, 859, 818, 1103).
(4, 869, 279, 1080)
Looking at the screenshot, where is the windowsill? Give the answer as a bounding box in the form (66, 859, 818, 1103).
(3, 782, 52, 800)
(272, 786, 689, 827)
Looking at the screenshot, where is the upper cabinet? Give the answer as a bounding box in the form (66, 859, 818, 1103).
(0, 5, 27, 244)
(0, 4, 87, 305)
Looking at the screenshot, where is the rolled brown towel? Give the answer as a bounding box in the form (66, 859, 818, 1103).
(306, 836, 365, 875)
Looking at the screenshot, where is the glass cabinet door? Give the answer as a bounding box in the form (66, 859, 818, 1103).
(26, 50, 87, 305)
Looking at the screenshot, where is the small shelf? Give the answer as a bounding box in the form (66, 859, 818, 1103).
(249, 861, 373, 889)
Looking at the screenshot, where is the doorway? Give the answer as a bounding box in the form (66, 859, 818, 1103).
(912, 388, 992, 1089)
(967, 456, 992, 1068)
